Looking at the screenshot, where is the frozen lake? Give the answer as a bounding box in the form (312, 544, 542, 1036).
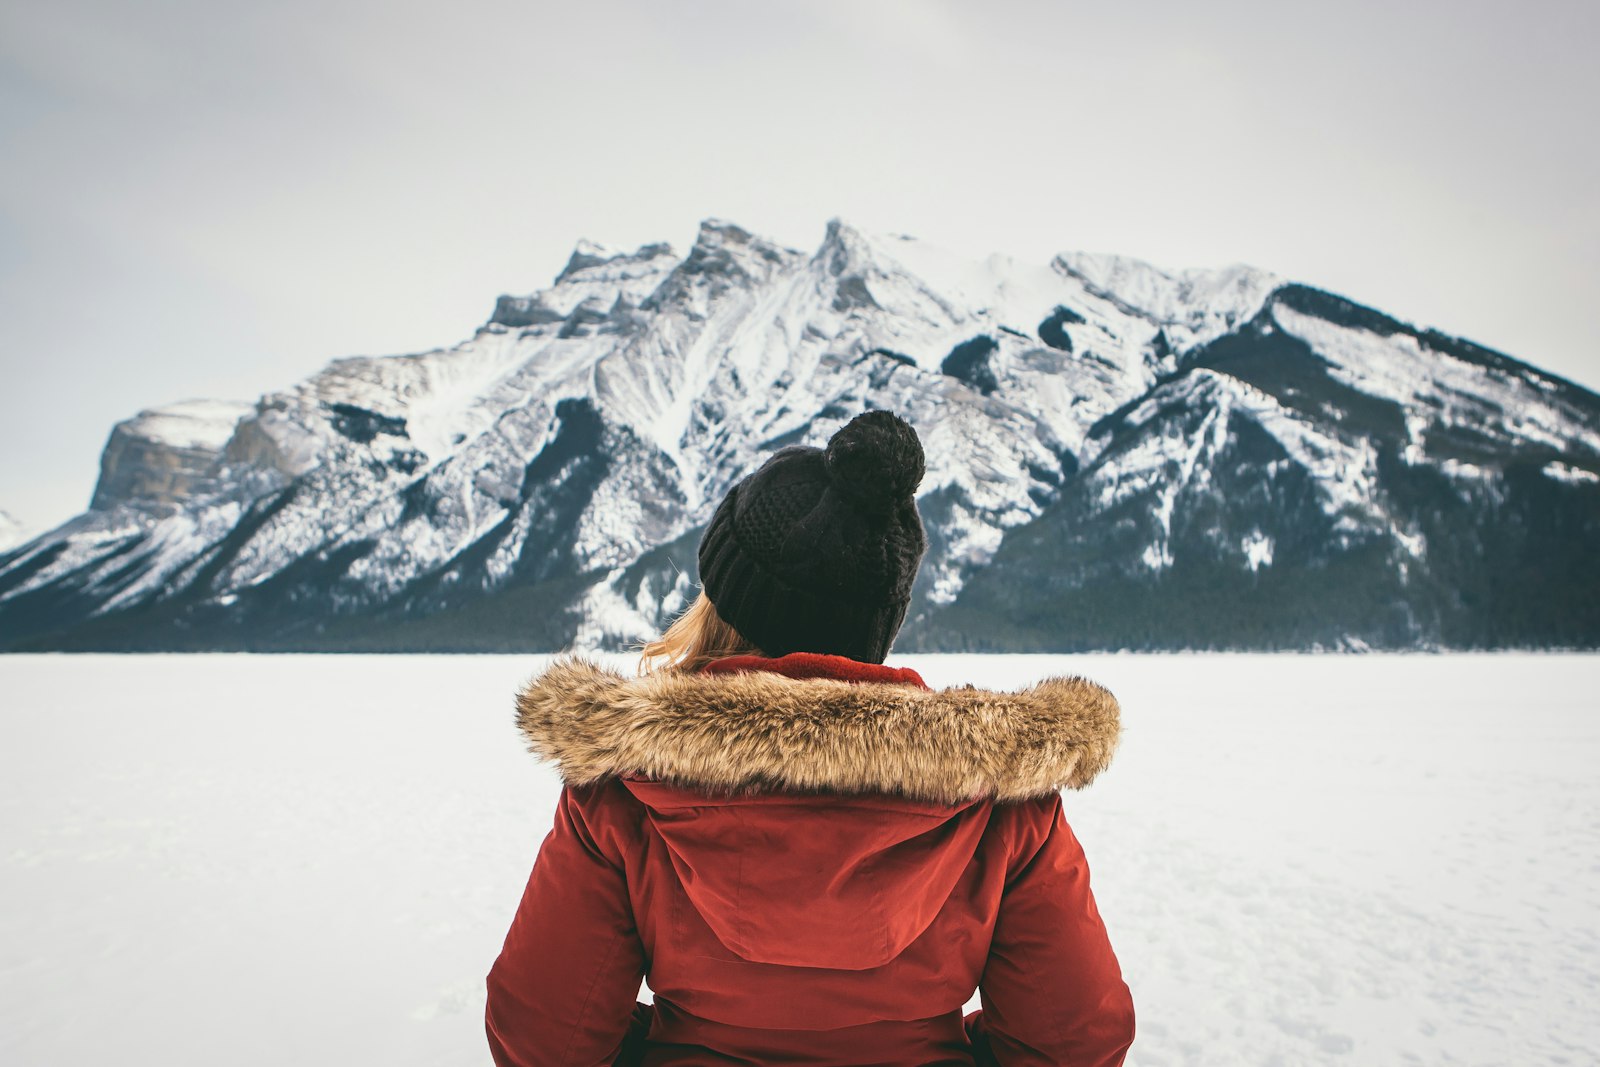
(1, 653, 1596, 1066)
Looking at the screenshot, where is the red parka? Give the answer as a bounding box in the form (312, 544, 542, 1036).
(488, 652, 1133, 1066)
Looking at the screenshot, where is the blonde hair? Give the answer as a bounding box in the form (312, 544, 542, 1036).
(638, 591, 763, 675)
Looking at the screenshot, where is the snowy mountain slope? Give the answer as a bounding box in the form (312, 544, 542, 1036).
(923, 286, 1600, 650)
(2, 219, 1597, 651)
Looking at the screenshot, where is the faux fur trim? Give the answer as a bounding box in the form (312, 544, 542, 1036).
(514, 657, 1122, 804)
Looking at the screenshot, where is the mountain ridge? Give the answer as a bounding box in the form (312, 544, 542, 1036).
(4, 218, 1597, 652)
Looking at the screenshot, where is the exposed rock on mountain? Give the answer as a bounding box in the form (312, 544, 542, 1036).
(91, 400, 254, 512)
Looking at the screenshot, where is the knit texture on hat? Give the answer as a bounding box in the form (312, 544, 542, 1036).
(697, 411, 927, 664)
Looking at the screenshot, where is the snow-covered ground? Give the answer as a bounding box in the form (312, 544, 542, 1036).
(1, 654, 1595, 1066)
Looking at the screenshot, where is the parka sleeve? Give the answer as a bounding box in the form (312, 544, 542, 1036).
(486, 783, 649, 1067)
(975, 793, 1135, 1066)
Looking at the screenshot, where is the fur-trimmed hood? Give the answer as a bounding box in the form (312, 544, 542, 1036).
(514, 655, 1122, 804)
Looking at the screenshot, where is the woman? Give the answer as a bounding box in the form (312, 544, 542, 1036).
(486, 410, 1135, 1066)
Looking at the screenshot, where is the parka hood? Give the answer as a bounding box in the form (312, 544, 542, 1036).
(513, 654, 1122, 970)
(514, 654, 1121, 804)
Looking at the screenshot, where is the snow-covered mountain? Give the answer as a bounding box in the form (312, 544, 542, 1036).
(3, 219, 1598, 652)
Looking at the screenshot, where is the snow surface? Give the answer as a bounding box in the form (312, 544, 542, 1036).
(118, 399, 254, 451)
(1, 654, 1595, 1067)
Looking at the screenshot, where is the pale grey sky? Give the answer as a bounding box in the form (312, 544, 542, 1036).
(2, 0, 1596, 533)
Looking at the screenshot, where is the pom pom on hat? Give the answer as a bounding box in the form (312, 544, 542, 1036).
(824, 410, 926, 515)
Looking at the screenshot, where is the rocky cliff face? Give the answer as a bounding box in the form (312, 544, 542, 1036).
(89, 400, 254, 512)
(3, 219, 1597, 652)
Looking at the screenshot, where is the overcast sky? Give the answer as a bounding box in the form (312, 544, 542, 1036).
(2, 0, 1596, 533)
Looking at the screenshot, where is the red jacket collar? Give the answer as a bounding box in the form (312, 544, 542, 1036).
(702, 652, 930, 690)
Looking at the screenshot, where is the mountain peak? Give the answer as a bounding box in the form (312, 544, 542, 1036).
(694, 217, 756, 241)
(642, 219, 803, 307)
(1053, 250, 1281, 330)
(685, 218, 801, 263)
(494, 240, 681, 328)
(554, 238, 623, 283)
(816, 217, 885, 274)
(554, 238, 677, 285)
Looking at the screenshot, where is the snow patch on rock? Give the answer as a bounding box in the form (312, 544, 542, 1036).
(1543, 460, 1600, 486)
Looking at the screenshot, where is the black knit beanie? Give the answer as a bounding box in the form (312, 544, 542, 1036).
(697, 410, 927, 664)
